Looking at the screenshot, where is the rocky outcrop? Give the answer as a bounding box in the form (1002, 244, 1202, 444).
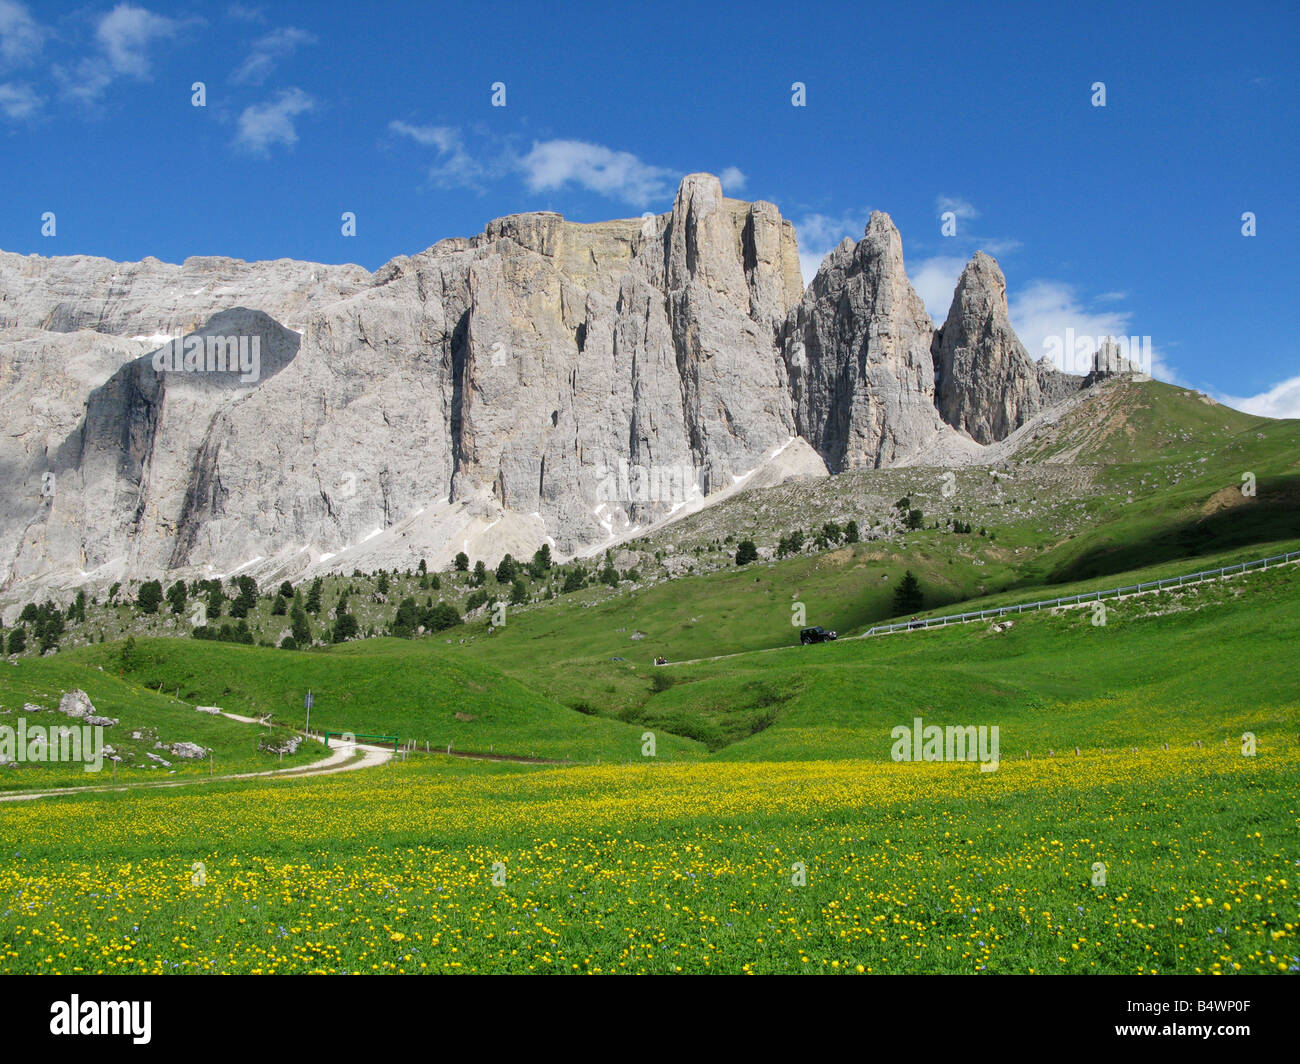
(783, 212, 956, 471)
(1083, 336, 1145, 385)
(1038, 359, 1083, 406)
(932, 252, 1084, 444)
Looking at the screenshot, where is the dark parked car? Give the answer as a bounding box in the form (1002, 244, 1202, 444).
(800, 626, 837, 645)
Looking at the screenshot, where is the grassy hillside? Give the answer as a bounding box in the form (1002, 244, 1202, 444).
(4, 635, 703, 768)
(658, 562, 1300, 758)
(450, 537, 1300, 724)
(1010, 379, 1269, 464)
(0, 650, 317, 789)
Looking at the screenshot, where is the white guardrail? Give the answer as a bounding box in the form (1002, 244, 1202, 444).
(861, 549, 1300, 638)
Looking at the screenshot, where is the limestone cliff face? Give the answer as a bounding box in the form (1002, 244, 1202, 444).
(932, 252, 1083, 444)
(0, 249, 368, 336)
(782, 212, 952, 471)
(0, 174, 812, 592)
(0, 174, 1082, 598)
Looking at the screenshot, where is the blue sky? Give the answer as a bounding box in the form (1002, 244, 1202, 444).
(2, 0, 1297, 414)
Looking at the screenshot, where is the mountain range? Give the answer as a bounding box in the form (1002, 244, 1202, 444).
(0, 172, 1137, 603)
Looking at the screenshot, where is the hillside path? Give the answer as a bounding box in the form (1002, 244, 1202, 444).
(0, 733, 392, 803)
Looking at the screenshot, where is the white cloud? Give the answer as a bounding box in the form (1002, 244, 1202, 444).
(227, 3, 265, 22)
(392, 129, 684, 204)
(911, 255, 967, 324)
(1009, 279, 1179, 382)
(389, 121, 490, 187)
(389, 120, 458, 150)
(793, 211, 868, 286)
(936, 195, 978, 221)
(0, 0, 43, 67)
(0, 78, 38, 117)
(517, 139, 675, 207)
(96, 3, 180, 77)
(387, 128, 735, 212)
(978, 237, 1023, 256)
(1217, 376, 1300, 419)
(231, 25, 315, 86)
(57, 59, 113, 101)
(718, 166, 746, 193)
(932, 196, 1023, 257)
(56, 3, 185, 102)
(235, 87, 314, 154)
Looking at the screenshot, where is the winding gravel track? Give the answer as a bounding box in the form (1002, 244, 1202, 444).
(0, 731, 393, 803)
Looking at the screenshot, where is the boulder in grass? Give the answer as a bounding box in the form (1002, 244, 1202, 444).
(22, 702, 45, 714)
(84, 714, 118, 727)
(168, 742, 208, 760)
(58, 690, 95, 719)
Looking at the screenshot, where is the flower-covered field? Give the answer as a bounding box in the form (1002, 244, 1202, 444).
(2, 745, 1296, 974)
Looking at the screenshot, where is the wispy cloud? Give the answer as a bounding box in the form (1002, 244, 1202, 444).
(226, 3, 265, 22)
(235, 87, 314, 155)
(389, 120, 460, 151)
(931, 195, 1021, 257)
(389, 120, 496, 188)
(0, 0, 44, 68)
(231, 25, 315, 86)
(936, 194, 978, 221)
(0, 78, 39, 118)
(56, 3, 187, 102)
(977, 236, 1023, 256)
(1217, 376, 1300, 419)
